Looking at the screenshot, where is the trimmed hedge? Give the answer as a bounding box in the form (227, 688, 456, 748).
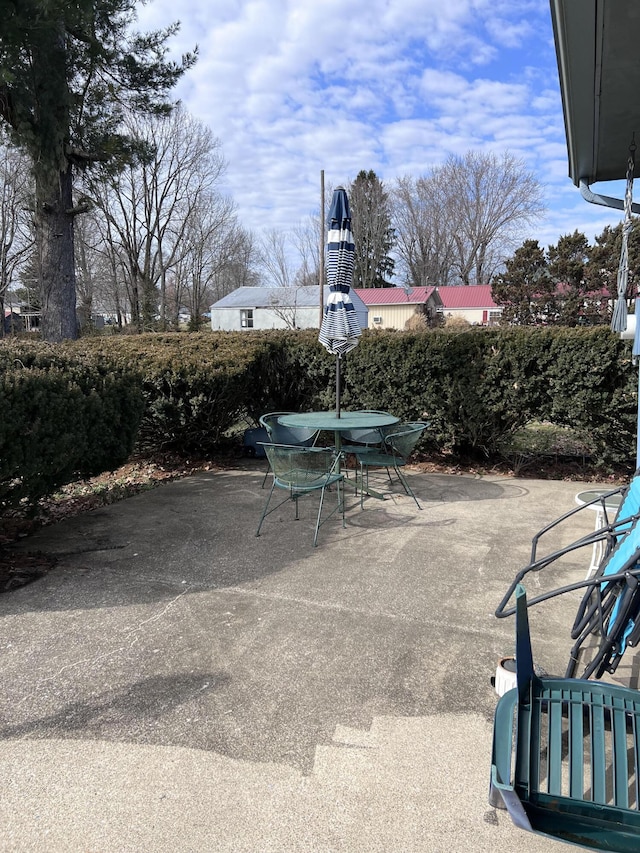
(1, 326, 637, 511)
(78, 333, 280, 451)
(0, 342, 144, 509)
(32, 328, 640, 468)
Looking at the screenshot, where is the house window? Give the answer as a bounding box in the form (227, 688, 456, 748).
(373, 316, 383, 325)
(488, 311, 501, 326)
(240, 309, 254, 328)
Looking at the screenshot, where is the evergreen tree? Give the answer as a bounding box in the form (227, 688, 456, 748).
(0, 1, 196, 341)
(586, 220, 640, 310)
(348, 170, 395, 288)
(547, 230, 604, 325)
(491, 239, 551, 325)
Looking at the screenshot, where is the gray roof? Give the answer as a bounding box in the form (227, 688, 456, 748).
(211, 286, 366, 310)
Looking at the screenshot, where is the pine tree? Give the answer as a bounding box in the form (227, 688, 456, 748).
(547, 230, 605, 326)
(349, 170, 395, 288)
(491, 239, 551, 325)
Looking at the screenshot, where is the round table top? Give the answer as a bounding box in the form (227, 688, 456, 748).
(278, 410, 400, 431)
(575, 489, 623, 510)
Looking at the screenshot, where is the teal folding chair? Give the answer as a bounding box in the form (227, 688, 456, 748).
(527, 470, 640, 569)
(353, 422, 428, 509)
(490, 584, 640, 852)
(255, 444, 345, 547)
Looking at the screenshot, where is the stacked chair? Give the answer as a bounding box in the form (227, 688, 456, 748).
(490, 584, 640, 851)
(495, 471, 640, 680)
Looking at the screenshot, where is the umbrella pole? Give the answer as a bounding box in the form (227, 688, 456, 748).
(336, 354, 341, 418)
(319, 170, 325, 327)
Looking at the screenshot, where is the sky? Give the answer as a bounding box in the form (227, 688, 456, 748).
(135, 0, 628, 262)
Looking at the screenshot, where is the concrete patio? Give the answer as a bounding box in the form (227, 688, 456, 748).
(0, 462, 626, 851)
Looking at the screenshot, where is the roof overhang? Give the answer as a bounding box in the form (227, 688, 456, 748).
(550, 0, 640, 212)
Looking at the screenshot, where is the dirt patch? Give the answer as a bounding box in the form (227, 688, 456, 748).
(0, 551, 58, 593)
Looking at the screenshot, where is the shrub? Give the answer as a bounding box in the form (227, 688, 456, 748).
(0, 343, 144, 509)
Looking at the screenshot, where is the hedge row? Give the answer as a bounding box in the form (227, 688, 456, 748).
(1, 327, 637, 510)
(0, 344, 144, 509)
(235, 327, 637, 469)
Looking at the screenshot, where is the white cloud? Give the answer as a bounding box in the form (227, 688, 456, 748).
(131, 0, 626, 261)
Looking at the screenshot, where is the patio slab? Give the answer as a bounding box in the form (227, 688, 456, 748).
(0, 465, 623, 851)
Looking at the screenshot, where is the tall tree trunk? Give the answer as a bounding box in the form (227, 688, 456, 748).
(36, 164, 78, 341)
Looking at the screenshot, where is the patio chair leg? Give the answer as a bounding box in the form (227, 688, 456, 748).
(256, 481, 277, 537)
(313, 489, 326, 547)
(395, 465, 421, 510)
(313, 479, 346, 547)
(261, 464, 271, 488)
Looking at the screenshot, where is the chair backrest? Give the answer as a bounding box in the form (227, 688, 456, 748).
(491, 583, 640, 851)
(262, 444, 338, 488)
(259, 412, 318, 447)
(340, 426, 389, 446)
(340, 411, 396, 447)
(383, 422, 428, 460)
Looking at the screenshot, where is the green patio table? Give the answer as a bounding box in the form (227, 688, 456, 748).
(277, 410, 399, 435)
(278, 411, 400, 500)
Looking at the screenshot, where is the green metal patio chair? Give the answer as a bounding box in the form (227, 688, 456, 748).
(353, 422, 428, 509)
(258, 412, 319, 488)
(339, 411, 395, 455)
(255, 444, 345, 547)
(490, 583, 640, 852)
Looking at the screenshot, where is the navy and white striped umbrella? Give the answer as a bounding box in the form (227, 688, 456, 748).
(319, 187, 361, 357)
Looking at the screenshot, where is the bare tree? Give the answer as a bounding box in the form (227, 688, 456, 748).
(83, 106, 228, 330)
(393, 173, 457, 288)
(74, 212, 120, 331)
(171, 198, 254, 329)
(292, 221, 320, 287)
(213, 229, 259, 296)
(0, 135, 34, 333)
(257, 228, 294, 288)
(440, 151, 545, 284)
(393, 151, 545, 287)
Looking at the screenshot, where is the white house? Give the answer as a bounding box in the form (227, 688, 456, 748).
(210, 286, 368, 331)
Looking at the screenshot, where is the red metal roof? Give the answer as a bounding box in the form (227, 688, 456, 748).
(352, 286, 438, 305)
(437, 285, 498, 310)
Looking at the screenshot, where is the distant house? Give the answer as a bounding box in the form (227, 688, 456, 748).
(3, 305, 40, 332)
(437, 285, 502, 325)
(351, 286, 442, 330)
(3, 310, 24, 333)
(210, 286, 368, 331)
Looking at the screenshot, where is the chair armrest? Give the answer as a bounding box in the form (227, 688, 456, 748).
(490, 689, 533, 830)
(529, 486, 625, 564)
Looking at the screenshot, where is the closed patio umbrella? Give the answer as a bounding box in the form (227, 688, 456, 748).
(318, 186, 361, 416)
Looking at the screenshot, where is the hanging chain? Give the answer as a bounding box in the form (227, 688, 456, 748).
(612, 138, 636, 332)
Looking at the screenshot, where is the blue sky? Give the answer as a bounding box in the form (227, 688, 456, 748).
(136, 0, 628, 254)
